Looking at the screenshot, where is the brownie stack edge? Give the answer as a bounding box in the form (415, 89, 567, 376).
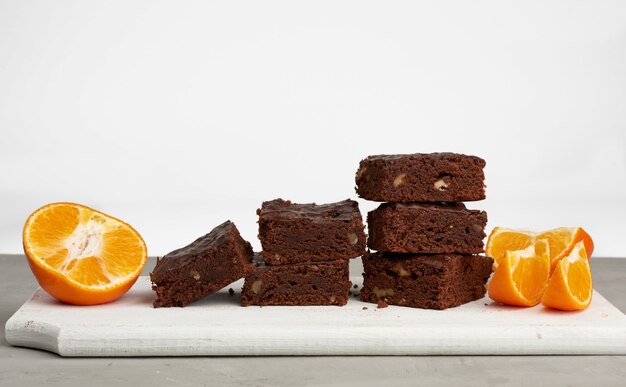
(241, 198, 366, 306)
(355, 153, 494, 310)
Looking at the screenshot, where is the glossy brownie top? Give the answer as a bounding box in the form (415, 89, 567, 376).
(361, 152, 485, 165)
(257, 198, 362, 223)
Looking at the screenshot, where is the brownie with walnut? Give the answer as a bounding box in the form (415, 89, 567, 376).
(150, 221, 254, 308)
(360, 251, 493, 310)
(367, 202, 487, 254)
(257, 198, 366, 265)
(241, 255, 351, 306)
(355, 153, 486, 203)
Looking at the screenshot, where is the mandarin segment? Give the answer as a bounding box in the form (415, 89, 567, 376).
(511, 240, 550, 303)
(569, 259, 592, 302)
(43, 249, 70, 270)
(488, 240, 550, 307)
(26, 205, 79, 258)
(538, 228, 572, 260)
(101, 227, 146, 277)
(539, 227, 594, 271)
(66, 256, 112, 287)
(485, 227, 536, 265)
(23, 202, 147, 305)
(542, 241, 592, 311)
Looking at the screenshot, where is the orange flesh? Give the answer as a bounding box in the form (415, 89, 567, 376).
(488, 240, 550, 307)
(542, 241, 592, 311)
(486, 227, 594, 272)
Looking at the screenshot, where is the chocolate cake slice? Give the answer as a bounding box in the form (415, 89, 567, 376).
(241, 255, 351, 306)
(257, 198, 366, 265)
(355, 153, 486, 202)
(151, 221, 254, 307)
(361, 252, 493, 310)
(367, 202, 487, 254)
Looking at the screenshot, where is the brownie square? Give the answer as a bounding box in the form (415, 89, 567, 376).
(257, 198, 366, 265)
(150, 221, 254, 307)
(355, 153, 486, 202)
(361, 252, 493, 310)
(241, 256, 351, 306)
(367, 202, 487, 254)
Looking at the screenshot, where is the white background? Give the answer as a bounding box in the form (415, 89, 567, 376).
(1, 0, 625, 256)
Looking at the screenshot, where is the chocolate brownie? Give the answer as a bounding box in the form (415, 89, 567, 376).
(355, 153, 486, 202)
(151, 221, 254, 307)
(367, 202, 487, 254)
(241, 256, 351, 306)
(257, 198, 366, 265)
(361, 252, 493, 310)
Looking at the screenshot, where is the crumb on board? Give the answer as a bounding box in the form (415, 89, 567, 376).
(228, 288, 235, 296)
(362, 306, 368, 310)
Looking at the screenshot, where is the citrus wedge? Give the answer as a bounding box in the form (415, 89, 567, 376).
(23, 202, 148, 305)
(488, 239, 551, 307)
(486, 227, 594, 272)
(541, 241, 592, 311)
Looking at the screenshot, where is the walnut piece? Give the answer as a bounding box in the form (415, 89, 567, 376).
(372, 286, 395, 297)
(392, 263, 410, 277)
(393, 173, 406, 187)
(472, 224, 484, 232)
(348, 232, 359, 245)
(251, 280, 263, 294)
(434, 179, 449, 191)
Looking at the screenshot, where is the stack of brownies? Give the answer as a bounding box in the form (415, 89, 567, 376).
(355, 153, 494, 309)
(241, 198, 366, 306)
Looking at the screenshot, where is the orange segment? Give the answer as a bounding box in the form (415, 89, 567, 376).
(101, 227, 147, 278)
(488, 240, 551, 307)
(486, 226, 594, 272)
(23, 202, 148, 305)
(538, 228, 594, 271)
(485, 227, 537, 266)
(27, 205, 79, 259)
(66, 256, 111, 286)
(542, 241, 592, 311)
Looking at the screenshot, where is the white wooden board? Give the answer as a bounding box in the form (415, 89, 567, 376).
(6, 276, 626, 356)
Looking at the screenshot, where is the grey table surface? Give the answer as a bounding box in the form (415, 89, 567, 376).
(1, 255, 626, 387)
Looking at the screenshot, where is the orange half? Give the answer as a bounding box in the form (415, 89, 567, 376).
(23, 202, 148, 305)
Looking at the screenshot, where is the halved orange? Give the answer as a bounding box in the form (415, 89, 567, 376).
(23, 202, 148, 305)
(488, 239, 551, 307)
(486, 227, 594, 272)
(542, 241, 592, 311)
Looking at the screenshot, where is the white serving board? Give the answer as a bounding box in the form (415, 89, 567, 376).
(6, 276, 626, 356)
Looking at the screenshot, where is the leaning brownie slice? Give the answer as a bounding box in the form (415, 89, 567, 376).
(241, 256, 351, 306)
(367, 202, 487, 254)
(361, 252, 493, 310)
(257, 198, 366, 265)
(355, 153, 486, 202)
(151, 221, 254, 307)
